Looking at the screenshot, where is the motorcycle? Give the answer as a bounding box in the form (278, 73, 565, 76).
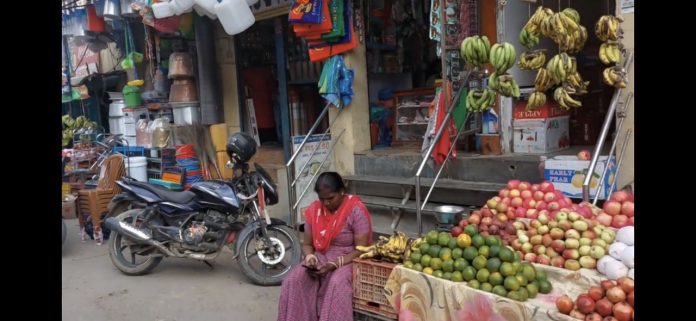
(104, 133, 301, 285)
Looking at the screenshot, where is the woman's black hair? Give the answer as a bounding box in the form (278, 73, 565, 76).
(314, 171, 346, 193)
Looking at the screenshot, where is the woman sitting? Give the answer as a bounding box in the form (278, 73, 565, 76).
(277, 171, 373, 321)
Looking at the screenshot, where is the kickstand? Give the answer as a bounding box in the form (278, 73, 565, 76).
(203, 260, 214, 269)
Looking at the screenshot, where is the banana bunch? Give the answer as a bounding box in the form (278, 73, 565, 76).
(466, 89, 497, 112)
(534, 68, 554, 92)
(558, 26, 588, 54)
(62, 129, 75, 147)
(488, 72, 521, 98)
(62, 114, 75, 128)
(490, 42, 516, 73)
(526, 91, 547, 110)
(524, 6, 554, 36)
(518, 50, 546, 70)
(460, 35, 491, 68)
(602, 67, 627, 88)
(553, 86, 582, 109)
(546, 53, 576, 85)
(599, 42, 622, 65)
(595, 15, 622, 42)
(61, 115, 99, 146)
(519, 29, 539, 49)
(565, 72, 590, 95)
(357, 232, 410, 263)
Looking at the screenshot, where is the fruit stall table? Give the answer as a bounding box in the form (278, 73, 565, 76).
(384, 264, 604, 321)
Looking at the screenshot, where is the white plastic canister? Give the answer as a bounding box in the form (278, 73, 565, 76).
(215, 0, 254, 36)
(125, 156, 148, 182)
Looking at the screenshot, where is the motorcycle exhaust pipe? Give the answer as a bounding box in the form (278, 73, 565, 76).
(104, 217, 177, 257)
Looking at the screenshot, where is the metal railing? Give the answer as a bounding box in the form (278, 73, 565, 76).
(285, 102, 344, 230)
(582, 50, 634, 202)
(414, 80, 479, 237)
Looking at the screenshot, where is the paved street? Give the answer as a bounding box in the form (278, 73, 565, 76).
(62, 218, 281, 321)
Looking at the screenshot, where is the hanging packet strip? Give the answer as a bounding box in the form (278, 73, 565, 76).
(288, 0, 324, 24)
(292, 0, 333, 38)
(320, 0, 345, 42)
(308, 20, 357, 61)
(307, 0, 351, 49)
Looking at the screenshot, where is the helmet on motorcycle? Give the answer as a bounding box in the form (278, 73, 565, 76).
(226, 132, 257, 163)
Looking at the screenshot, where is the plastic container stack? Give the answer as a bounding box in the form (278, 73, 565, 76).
(175, 144, 202, 189)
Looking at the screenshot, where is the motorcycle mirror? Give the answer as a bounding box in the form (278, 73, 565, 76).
(226, 160, 234, 169)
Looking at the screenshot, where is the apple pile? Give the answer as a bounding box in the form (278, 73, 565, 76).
(555, 277, 634, 321)
(511, 209, 616, 271)
(596, 190, 634, 228)
(453, 207, 524, 246)
(598, 226, 634, 280)
(494, 180, 579, 221)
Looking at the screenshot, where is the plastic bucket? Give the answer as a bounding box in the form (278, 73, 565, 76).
(122, 86, 142, 107)
(125, 156, 148, 182)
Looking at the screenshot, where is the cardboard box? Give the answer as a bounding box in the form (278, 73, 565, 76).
(513, 100, 570, 120)
(209, 123, 229, 152)
(62, 200, 76, 219)
(513, 116, 570, 154)
(476, 134, 502, 155)
(544, 156, 617, 200)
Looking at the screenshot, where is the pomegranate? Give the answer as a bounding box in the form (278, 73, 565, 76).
(601, 280, 616, 291)
(612, 302, 633, 321)
(481, 207, 493, 217)
(458, 219, 468, 228)
(507, 180, 521, 189)
(451, 226, 462, 237)
(489, 225, 500, 235)
(556, 295, 574, 314)
(610, 190, 630, 203)
(481, 216, 493, 226)
(606, 286, 626, 304)
(620, 201, 634, 217)
(587, 286, 604, 301)
(611, 215, 629, 228)
(576, 295, 596, 314)
(617, 277, 634, 294)
(585, 313, 602, 321)
(594, 298, 614, 317)
(603, 201, 622, 216)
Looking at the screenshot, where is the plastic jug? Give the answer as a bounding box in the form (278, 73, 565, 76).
(215, 0, 255, 36)
(194, 0, 218, 19)
(171, 0, 195, 15)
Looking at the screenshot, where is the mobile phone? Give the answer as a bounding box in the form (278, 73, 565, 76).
(302, 264, 319, 272)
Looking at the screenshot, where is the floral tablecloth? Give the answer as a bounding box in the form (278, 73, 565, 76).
(384, 264, 605, 321)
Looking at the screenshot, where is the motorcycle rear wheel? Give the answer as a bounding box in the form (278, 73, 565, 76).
(237, 225, 301, 286)
(108, 210, 163, 275)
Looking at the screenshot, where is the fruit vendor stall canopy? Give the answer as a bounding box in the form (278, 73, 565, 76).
(385, 264, 604, 321)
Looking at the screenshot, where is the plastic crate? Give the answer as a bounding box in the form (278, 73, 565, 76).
(114, 146, 145, 157)
(353, 259, 397, 319)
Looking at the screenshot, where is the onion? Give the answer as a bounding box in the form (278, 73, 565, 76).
(588, 286, 604, 301)
(601, 280, 617, 291)
(556, 295, 574, 314)
(617, 277, 635, 294)
(606, 287, 626, 304)
(602, 317, 618, 321)
(612, 302, 633, 321)
(627, 291, 634, 307)
(594, 298, 614, 317)
(576, 295, 596, 314)
(585, 313, 603, 321)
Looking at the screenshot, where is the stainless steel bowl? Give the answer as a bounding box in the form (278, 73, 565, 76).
(434, 205, 465, 225)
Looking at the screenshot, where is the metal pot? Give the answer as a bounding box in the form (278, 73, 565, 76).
(168, 52, 194, 79)
(169, 79, 198, 102)
(103, 0, 122, 20)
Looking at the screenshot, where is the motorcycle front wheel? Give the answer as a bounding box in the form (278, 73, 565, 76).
(237, 225, 301, 286)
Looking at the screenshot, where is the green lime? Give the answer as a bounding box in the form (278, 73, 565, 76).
(462, 266, 477, 281)
(486, 257, 502, 273)
(468, 280, 481, 289)
(476, 268, 490, 283)
(481, 282, 493, 292)
(492, 285, 508, 297)
(504, 276, 521, 291)
(472, 256, 488, 270)
(442, 259, 455, 273)
(420, 254, 432, 268)
(478, 245, 490, 258)
(463, 247, 479, 261)
(452, 248, 463, 260)
(489, 272, 504, 286)
(472, 235, 486, 248)
(451, 271, 464, 282)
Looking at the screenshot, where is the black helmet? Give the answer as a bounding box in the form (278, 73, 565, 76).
(226, 132, 257, 163)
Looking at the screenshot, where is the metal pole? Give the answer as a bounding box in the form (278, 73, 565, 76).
(593, 92, 632, 205)
(415, 175, 422, 236)
(583, 51, 633, 201)
(608, 129, 632, 196)
(292, 108, 343, 188)
(285, 102, 331, 167)
(292, 129, 347, 210)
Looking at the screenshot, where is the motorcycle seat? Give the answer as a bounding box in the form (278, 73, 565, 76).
(128, 180, 197, 204)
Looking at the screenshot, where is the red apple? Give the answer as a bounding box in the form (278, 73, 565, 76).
(515, 207, 527, 218)
(518, 182, 531, 191)
(536, 201, 548, 210)
(610, 190, 630, 203)
(499, 188, 510, 198)
(509, 189, 521, 198)
(620, 201, 634, 217)
(611, 215, 629, 228)
(551, 239, 566, 252)
(451, 226, 463, 237)
(481, 207, 493, 217)
(540, 181, 555, 193)
(496, 202, 509, 213)
(502, 197, 512, 205)
(536, 254, 551, 265)
(544, 192, 557, 202)
(550, 256, 566, 268)
(507, 180, 521, 189)
(542, 234, 554, 247)
(511, 197, 524, 207)
(458, 219, 469, 229)
(533, 191, 545, 201)
(582, 230, 596, 239)
(548, 201, 561, 211)
(523, 198, 537, 209)
(524, 252, 537, 262)
(481, 217, 493, 226)
(577, 150, 591, 160)
(521, 190, 533, 200)
(531, 184, 540, 192)
(596, 213, 613, 227)
(526, 209, 539, 219)
(628, 216, 634, 226)
(603, 201, 622, 216)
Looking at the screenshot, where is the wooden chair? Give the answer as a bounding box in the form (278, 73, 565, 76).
(76, 154, 125, 245)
